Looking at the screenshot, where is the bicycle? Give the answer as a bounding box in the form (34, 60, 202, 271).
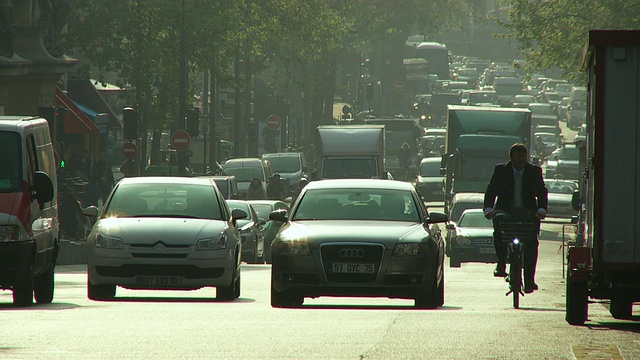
(493, 210, 537, 308)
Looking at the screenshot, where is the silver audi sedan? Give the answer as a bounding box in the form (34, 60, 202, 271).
(269, 179, 448, 308)
(85, 177, 247, 301)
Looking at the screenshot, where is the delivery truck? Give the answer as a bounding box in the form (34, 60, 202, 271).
(566, 30, 640, 325)
(315, 125, 387, 180)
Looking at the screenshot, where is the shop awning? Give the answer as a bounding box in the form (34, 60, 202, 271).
(55, 87, 100, 134)
(67, 79, 123, 130)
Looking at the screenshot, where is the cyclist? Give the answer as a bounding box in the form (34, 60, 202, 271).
(483, 143, 548, 293)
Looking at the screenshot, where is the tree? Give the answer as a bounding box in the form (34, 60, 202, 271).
(496, 0, 640, 80)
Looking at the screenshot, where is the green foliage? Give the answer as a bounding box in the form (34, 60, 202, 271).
(496, 0, 640, 81)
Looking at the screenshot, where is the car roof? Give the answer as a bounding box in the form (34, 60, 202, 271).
(223, 158, 262, 166)
(451, 192, 485, 202)
(203, 175, 236, 181)
(262, 152, 301, 158)
(118, 176, 214, 186)
(460, 209, 485, 215)
(420, 157, 441, 164)
(305, 179, 413, 191)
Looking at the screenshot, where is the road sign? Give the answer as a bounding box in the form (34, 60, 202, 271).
(122, 142, 137, 158)
(172, 130, 191, 151)
(266, 115, 281, 130)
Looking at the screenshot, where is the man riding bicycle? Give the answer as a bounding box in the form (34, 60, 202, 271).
(483, 143, 548, 293)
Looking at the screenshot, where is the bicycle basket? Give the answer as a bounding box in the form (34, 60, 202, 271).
(499, 222, 537, 243)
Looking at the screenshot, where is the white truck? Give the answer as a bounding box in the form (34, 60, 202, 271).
(566, 30, 640, 325)
(314, 125, 388, 180)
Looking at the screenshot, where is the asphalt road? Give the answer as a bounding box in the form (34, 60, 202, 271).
(1, 221, 638, 359)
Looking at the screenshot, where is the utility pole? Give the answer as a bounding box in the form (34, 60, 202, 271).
(209, 67, 217, 169)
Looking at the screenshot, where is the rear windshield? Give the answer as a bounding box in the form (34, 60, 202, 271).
(0, 132, 22, 192)
(223, 167, 264, 182)
(264, 156, 300, 173)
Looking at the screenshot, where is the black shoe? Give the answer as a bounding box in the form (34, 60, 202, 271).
(493, 263, 507, 277)
(524, 282, 538, 294)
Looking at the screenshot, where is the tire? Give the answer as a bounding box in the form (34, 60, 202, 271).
(509, 261, 521, 309)
(415, 267, 442, 309)
(566, 279, 588, 325)
(34, 265, 55, 304)
(218, 270, 241, 301)
(270, 273, 303, 308)
(87, 277, 116, 300)
(449, 256, 461, 268)
(13, 267, 34, 307)
(610, 298, 633, 320)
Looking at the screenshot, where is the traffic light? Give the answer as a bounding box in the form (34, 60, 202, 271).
(186, 108, 200, 137)
(123, 106, 138, 140)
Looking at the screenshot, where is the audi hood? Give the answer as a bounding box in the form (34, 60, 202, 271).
(277, 221, 430, 245)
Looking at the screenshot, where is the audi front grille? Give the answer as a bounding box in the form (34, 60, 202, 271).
(320, 243, 384, 283)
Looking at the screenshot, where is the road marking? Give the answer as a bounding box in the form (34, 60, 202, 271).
(573, 345, 623, 360)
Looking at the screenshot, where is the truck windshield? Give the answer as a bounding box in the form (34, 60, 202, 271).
(322, 158, 377, 179)
(0, 131, 22, 193)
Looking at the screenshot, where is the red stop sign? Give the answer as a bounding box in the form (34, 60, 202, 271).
(266, 115, 281, 130)
(122, 142, 137, 158)
(172, 130, 191, 151)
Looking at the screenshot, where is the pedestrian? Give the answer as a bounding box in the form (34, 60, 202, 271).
(266, 174, 285, 200)
(246, 178, 266, 200)
(291, 177, 309, 203)
(483, 143, 548, 293)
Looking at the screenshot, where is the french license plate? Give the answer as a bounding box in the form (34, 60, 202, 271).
(136, 276, 183, 287)
(331, 263, 375, 274)
(479, 248, 496, 254)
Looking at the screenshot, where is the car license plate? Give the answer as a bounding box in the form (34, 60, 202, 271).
(479, 248, 496, 254)
(136, 276, 183, 287)
(331, 263, 375, 274)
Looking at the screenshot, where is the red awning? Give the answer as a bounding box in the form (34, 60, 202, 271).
(55, 87, 100, 134)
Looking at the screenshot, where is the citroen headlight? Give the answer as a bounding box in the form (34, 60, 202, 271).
(393, 243, 426, 256)
(0, 225, 21, 242)
(196, 233, 228, 251)
(455, 235, 471, 245)
(95, 232, 124, 249)
(280, 240, 311, 256)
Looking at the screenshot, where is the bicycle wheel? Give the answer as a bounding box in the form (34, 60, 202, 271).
(510, 253, 522, 309)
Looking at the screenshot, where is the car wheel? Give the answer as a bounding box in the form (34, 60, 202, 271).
(415, 264, 443, 309)
(270, 274, 303, 308)
(218, 264, 240, 301)
(34, 264, 55, 304)
(87, 276, 116, 300)
(13, 267, 34, 307)
(449, 256, 461, 268)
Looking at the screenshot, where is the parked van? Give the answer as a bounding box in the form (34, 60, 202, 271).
(0, 116, 58, 306)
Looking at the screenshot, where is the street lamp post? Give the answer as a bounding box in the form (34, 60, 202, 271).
(177, 0, 188, 176)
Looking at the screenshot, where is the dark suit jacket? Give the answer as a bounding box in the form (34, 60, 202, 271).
(483, 162, 548, 213)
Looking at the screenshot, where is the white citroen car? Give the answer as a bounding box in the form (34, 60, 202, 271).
(85, 177, 247, 301)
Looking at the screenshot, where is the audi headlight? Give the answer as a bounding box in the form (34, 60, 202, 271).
(280, 240, 311, 256)
(455, 235, 471, 245)
(95, 232, 124, 249)
(196, 233, 228, 251)
(0, 225, 21, 242)
(393, 243, 426, 256)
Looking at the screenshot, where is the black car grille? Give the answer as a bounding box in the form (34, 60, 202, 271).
(320, 244, 384, 283)
(95, 265, 224, 279)
(132, 253, 188, 259)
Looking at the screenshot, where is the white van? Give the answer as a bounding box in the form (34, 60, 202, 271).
(0, 116, 58, 306)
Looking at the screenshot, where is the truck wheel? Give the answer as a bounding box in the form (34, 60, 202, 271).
(566, 279, 588, 325)
(13, 267, 34, 307)
(34, 265, 55, 304)
(610, 298, 633, 319)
